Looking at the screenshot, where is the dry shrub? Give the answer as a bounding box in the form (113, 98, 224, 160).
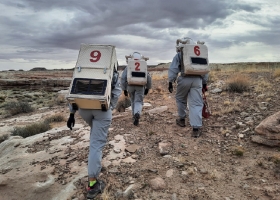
(212, 99, 241, 116)
(100, 184, 114, 200)
(151, 71, 168, 80)
(12, 122, 51, 138)
(254, 78, 272, 93)
(153, 86, 164, 94)
(226, 74, 250, 93)
(268, 154, 280, 164)
(44, 114, 65, 124)
(11, 114, 64, 138)
(4, 101, 34, 116)
(232, 146, 245, 157)
(208, 71, 217, 83)
(273, 68, 280, 78)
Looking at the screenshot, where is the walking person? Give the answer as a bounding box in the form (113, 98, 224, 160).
(121, 52, 152, 126)
(168, 37, 209, 138)
(67, 72, 121, 199)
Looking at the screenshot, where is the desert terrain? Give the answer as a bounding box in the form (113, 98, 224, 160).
(1, 63, 280, 200)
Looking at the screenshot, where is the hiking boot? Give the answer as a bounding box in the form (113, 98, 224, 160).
(176, 118, 186, 127)
(192, 128, 202, 138)
(87, 180, 106, 199)
(133, 113, 140, 126)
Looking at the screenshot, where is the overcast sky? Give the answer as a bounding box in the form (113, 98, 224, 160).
(0, 0, 279, 71)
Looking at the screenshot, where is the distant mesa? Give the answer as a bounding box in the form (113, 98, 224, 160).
(29, 67, 47, 71)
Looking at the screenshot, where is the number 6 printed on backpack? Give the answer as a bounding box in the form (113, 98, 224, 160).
(194, 46, 200, 56)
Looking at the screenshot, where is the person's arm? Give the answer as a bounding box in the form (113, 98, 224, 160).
(144, 73, 152, 95)
(67, 103, 76, 130)
(202, 73, 209, 92)
(110, 78, 122, 110)
(146, 73, 152, 90)
(168, 53, 180, 93)
(120, 67, 128, 96)
(120, 67, 128, 91)
(202, 73, 209, 85)
(168, 53, 180, 83)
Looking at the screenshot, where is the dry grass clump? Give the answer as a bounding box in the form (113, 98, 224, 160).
(212, 99, 241, 116)
(44, 114, 65, 124)
(226, 74, 250, 93)
(4, 101, 34, 116)
(151, 71, 168, 80)
(11, 114, 65, 138)
(232, 146, 245, 157)
(100, 184, 114, 200)
(254, 78, 272, 93)
(12, 122, 51, 138)
(268, 154, 280, 164)
(273, 68, 280, 78)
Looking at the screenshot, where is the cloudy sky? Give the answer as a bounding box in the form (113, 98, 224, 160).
(0, 0, 279, 71)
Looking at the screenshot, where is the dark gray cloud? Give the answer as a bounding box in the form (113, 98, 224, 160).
(0, 0, 278, 69)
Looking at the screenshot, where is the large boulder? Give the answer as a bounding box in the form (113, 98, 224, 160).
(251, 111, 280, 147)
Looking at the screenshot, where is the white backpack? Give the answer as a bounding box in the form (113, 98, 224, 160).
(126, 53, 149, 86)
(66, 44, 118, 111)
(177, 38, 210, 76)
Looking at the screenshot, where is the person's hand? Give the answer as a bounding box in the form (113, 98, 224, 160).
(67, 113, 75, 130)
(202, 84, 208, 93)
(168, 82, 173, 93)
(144, 88, 149, 95)
(124, 90, 128, 96)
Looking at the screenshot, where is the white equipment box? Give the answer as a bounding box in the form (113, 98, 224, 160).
(178, 40, 210, 75)
(127, 60, 148, 85)
(66, 44, 118, 110)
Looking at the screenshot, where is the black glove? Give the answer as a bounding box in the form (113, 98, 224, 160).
(124, 90, 128, 96)
(144, 88, 149, 95)
(168, 82, 173, 93)
(202, 84, 208, 93)
(67, 113, 75, 130)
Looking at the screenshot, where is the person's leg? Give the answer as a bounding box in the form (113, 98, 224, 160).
(88, 109, 112, 178)
(131, 86, 144, 125)
(87, 109, 112, 198)
(187, 77, 203, 137)
(78, 109, 93, 128)
(175, 76, 191, 127)
(133, 86, 144, 115)
(127, 86, 135, 117)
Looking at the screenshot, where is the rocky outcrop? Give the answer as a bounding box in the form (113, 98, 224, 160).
(251, 111, 280, 147)
(0, 78, 72, 91)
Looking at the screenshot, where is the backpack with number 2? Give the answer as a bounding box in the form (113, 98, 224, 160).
(126, 52, 149, 86)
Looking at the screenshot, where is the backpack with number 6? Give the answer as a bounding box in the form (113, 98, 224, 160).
(126, 52, 149, 86)
(66, 44, 119, 111)
(176, 37, 210, 76)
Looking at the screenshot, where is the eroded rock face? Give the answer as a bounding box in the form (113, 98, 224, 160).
(0, 79, 71, 91)
(251, 111, 280, 147)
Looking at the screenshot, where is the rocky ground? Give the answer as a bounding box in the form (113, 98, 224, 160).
(1, 65, 280, 200)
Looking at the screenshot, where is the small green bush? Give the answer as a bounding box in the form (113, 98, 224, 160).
(4, 101, 34, 116)
(11, 114, 65, 138)
(12, 122, 50, 138)
(232, 146, 244, 157)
